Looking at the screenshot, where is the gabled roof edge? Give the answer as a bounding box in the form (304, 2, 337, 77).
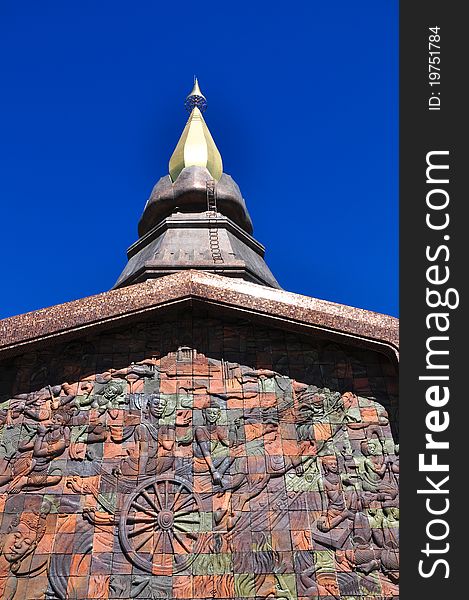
(0, 271, 398, 359)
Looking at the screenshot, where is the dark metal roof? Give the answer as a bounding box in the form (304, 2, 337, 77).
(116, 165, 279, 289)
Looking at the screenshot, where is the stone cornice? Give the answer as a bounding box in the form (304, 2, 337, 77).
(0, 271, 399, 360)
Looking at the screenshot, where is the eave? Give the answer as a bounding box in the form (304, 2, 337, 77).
(0, 271, 398, 362)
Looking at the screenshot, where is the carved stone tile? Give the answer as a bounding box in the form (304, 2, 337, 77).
(0, 315, 398, 599)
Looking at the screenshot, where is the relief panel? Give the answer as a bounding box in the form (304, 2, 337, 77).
(0, 317, 398, 599)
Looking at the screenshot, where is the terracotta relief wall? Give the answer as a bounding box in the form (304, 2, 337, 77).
(0, 316, 398, 599)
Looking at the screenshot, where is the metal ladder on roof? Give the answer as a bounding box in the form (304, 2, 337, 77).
(206, 179, 224, 264)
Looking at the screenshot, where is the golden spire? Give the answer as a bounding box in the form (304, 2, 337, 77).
(186, 77, 205, 107)
(169, 79, 223, 182)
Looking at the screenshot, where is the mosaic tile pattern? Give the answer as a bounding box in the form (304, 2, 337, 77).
(0, 316, 398, 599)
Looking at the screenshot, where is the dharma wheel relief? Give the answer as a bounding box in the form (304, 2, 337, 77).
(0, 317, 398, 599)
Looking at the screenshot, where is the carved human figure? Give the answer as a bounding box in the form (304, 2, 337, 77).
(107, 360, 157, 395)
(300, 561, 340, 600)
(70, 381, 126, 455)
(191, 401, 236, 486)
(360, 438, 398, 502)
(3, 409, 71, 493)
(297, 386, 329, 420)
(296, 388, 357, 457)
(380, 506, 400, 583)
(0, 504, 49, 599)
(62, 380, 94, 406)
(177, 400, 245, 528)
(366, 505, 399, 583)
(119, 394, 174, 476)
(382, 507, 399, 544)
(188, 402, 309, 531)
(368, 505, 399, 551)
(0, 399, 26, 431)
(317, 455, 355, 532)
(83, 380, 126, 414)
(0, 413, 24, 482)
(344, 534, 380, 575)
(6, 386, 58, 425)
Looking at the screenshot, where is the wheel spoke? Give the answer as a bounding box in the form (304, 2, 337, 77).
(174, 494, 195, 513)
(152, 529, 163, 556)
(142, 489, 161, 513)
(174, 493, 194, 512)
(134, 530, 154, 551)
(169, 483, 184, 510)
(152, 483, 164, 511)
(173, 523, 198, 539)
(131, 500, 159, 519)
(174, 508, 197, 518)
(174, 515, 200, 524)
(127, 515, 157, 524)
(128, 522, 158, 539)
(173, 529, 192, 553)
(165, 529, 175, 553)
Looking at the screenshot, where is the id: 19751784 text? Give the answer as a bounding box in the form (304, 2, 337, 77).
(428, 26, 441, 111)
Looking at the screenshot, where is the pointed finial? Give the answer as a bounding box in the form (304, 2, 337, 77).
(169, 78, 222, 181)
(184, 77, 207, 112)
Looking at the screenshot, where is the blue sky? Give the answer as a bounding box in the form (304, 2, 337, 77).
(0, 1, 398, 319)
